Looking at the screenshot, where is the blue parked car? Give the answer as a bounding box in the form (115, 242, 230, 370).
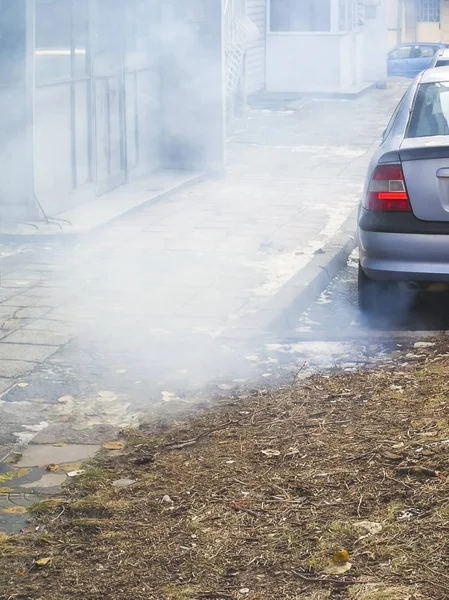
(387, 42, 448, 77)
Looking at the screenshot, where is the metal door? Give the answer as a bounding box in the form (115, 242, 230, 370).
(92, 0, 127, 195)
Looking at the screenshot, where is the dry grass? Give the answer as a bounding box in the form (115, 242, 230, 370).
(2, 342, 449, 599)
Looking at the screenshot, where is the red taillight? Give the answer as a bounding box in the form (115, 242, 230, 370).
(365, 163, 411, 212)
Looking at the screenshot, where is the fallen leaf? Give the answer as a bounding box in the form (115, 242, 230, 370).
(4, 452, 22, 464)
(16, 569, 26, 577)
(0, 473, 14, 483)
(46, 464, 58, 472)
(102, 441, 125, 451)
(333, 549, 350, 564)
(57, 462, 83, 472)
(52, 442, 66, 447)
(2, 506, 27, 515)
(12, 468, 32, 479)
(382, 451, 403, 461)
(0, 532, 9, 544)
(35, 557, 51, 567)
(324, 561, 352, 575)
(356, 521, 383, 535)
(20, 527, 36, 534)
(0, 487, 14, 494)
(57, 395, 74, 403)
(98, 390, 117, 399)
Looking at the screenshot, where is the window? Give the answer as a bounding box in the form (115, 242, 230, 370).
(339, 0, 359, 32)
(420, 45, 440, 58)
(389, 46, 412, 60)
(408, 82, 449, 138)
(417, 0, 440, 23)
(382, 94, 405, 142)
(270, 0, 331, 32)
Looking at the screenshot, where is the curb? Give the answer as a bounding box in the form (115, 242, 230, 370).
(0, 173, 205, 244)
(225, 207, 358, 341)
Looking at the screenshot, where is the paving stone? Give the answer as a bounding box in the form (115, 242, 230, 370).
(0, 360, 36, 378)
(0, 446, 10, 461)
(3, 329, 72, 346)
(16, 444, 100, 468)
(0, 343, 58, 362)
(24, 319, 81, 335)
(0, 378, 14, 396)
(31, 424, 119, 445)
(19, 472, 67, 491)
(13, 307, 53, 319)
(1, 296, 59, 307)
(0, 494, 38, 534)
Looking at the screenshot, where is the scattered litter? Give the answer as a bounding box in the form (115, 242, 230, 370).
(161, 391, 179, 403)
(115, 369, 127, 374)
(239, 588, 250, 595)
(162, 495, 174, 504)
(17, 382, 28, 388)
(414, 342, 435, 349)
(112, 479, 136, 487)
(67, 469, 85, 478)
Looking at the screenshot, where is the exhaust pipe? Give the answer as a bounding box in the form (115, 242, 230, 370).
(400, 281, 420, 292)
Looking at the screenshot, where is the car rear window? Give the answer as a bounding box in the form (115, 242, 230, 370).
(407, 82, 449, 138)
(436, 59, 449, 67)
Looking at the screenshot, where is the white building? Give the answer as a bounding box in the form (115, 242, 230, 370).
(242, 0, 388, 97)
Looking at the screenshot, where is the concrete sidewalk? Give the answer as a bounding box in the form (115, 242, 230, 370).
(0, 79, 409, 474)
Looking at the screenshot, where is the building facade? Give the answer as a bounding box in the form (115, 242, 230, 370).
(0, 0, 225, 224)
(388, 0, 449, 48)
(243, 0, 388, 96)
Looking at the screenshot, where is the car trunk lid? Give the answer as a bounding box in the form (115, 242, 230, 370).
(399, 136, 449, 221)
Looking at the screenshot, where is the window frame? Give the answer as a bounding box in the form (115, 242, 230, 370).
(416, 0, 440, 23)
(268, 0, 332, 34)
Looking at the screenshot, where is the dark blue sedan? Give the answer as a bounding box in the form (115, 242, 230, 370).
(387, 42, 448, 77)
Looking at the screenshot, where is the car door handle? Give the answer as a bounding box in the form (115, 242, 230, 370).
(436, 168, 449, 178)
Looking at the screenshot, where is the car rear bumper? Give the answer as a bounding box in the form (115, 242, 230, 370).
(359, 230, 449, 281)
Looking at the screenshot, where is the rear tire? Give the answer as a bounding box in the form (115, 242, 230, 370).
(358, 264, 387, 314)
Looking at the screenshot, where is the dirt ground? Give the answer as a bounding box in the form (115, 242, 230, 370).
(2, 339, 449, 600)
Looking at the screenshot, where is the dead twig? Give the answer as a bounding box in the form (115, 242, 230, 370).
(163, 420, 238, 450)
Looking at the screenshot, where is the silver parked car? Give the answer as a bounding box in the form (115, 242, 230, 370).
(358, 67, 449, 312)
(430, 48, 449, 69)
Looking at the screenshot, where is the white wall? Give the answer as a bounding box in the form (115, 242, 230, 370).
(266, 33, 356, 93)
(362, 0, 388, 83)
